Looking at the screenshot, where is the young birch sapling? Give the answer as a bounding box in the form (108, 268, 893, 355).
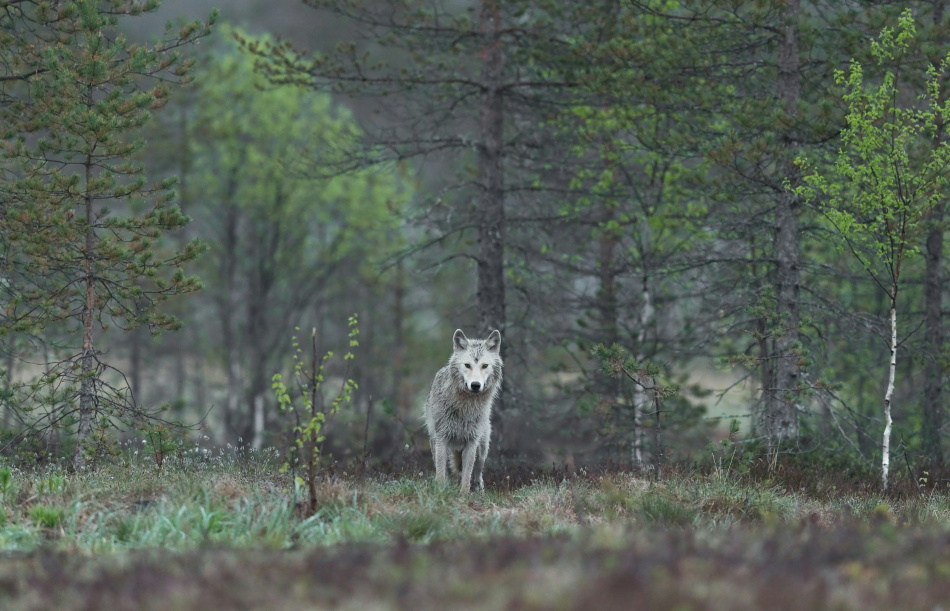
(272, 315, 358, 515)
(792, 10, 950, 492)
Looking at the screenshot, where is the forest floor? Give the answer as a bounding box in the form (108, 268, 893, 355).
(1, 446, 949, 610)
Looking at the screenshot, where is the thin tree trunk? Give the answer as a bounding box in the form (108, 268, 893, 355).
(770, 0, 802, 446)
(478, 0, 507, 439)
(219, 165, 243, 441)
(633, 274, 654, 467)
(244, 202, 281, 448)
(221, 207, 240, 441)
(130, 326, 142, 404)
(598, 204, 619, 353)
(882, 295, 897, 492)
(174, 101, 193, 411)
(922, 0, 947, 469)
(652, 380, 664, 481)
(174, 345, 186, 405)
(596, 200, 625, 457)
(923, 203, 944, 468)
(749, 235, 773, 439)
(74, 154, 96, 470)
(252, 394, 264, 450)
(392, 259, 410, 418)
(3, 347, 14, 429)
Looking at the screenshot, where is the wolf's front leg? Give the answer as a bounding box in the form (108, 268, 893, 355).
(472, 439, 487, 491)
(432, 439, 448, 486)
(459, 443, 478, 496)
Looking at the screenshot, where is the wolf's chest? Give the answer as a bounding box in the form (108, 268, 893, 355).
(440, 402, 488, 439)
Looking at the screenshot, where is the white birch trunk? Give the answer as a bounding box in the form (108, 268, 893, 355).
(632, 280, 655, 467)
(252, 394, 265, 450)
(882, 301, 897, 492)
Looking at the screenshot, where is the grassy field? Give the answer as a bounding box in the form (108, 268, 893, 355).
(2, 447, 950, 610)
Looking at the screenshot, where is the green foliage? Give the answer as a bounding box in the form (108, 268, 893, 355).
(592, 343, 683, 475)
(0, 0, 216, 467)
(0, 467, 14, 501)
(189, 26, 408, 282)
(793, 10, 950, 490)
(36, 473, 66, 497)
(164, 27, 408, 444)
(794, 10, 950, 284)
(637, 495, 698, 528)
(593, 344, 677, 397)
(272, 316, 359, 516)
(1, 0, 216, 335)
(140, 423, 183, 470)
(28, 505, 64, 529)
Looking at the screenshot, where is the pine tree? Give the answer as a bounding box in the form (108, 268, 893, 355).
(0, 0, 216, 468)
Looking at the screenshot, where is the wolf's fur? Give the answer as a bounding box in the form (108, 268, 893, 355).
(423, 329, 502, 495)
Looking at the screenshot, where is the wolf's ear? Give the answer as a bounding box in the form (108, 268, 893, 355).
(486, 329, 501, 352)
(453, 329, 468, 352)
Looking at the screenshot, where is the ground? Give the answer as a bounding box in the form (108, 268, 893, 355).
(1, 448, 948, 610)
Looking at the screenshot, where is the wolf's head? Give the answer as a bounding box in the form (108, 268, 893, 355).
(451, 329, 502, 394)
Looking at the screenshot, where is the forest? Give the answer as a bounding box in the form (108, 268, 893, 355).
(4, 1, 950, 608)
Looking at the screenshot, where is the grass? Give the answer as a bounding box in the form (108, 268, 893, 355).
(3, 448, 950, 609)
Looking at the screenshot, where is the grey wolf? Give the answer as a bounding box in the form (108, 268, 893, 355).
(423, 329, 502, 495)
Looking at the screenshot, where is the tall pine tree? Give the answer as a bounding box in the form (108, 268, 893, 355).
(0, 0, 216, 468)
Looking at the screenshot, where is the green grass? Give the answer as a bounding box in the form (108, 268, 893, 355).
(4, 452, 950, 609)
(0, 455, 948, 552)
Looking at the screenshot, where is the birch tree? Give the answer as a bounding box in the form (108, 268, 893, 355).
(794, 10, 950, 490)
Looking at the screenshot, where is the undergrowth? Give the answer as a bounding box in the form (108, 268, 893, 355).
(1, 445, 950, 553)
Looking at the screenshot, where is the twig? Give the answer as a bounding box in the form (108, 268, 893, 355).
(363, 394, 374, 464)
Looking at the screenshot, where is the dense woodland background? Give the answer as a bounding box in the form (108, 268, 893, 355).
(3, 0, 950, 484)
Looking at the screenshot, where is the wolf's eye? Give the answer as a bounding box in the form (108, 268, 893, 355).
(481, 364, 488, 369)
(464, 363, 471, 369)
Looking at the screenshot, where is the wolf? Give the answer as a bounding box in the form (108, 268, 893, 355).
(423, 329, 502, 495)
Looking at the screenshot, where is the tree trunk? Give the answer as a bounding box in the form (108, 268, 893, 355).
(173, 100, 192, 412)
(174, 342, 186, 406)
(633, 274, 654, 467)
(754, 315, 773, 437)
(923, 203, 944, 468)
(221, 202, 241, 442)
(749, 235, 774, 439)
(882, 294, 897, 492)
(769, 0, 802, 447)
(598, 204, 619, 353)
(74, 156, 97, 470)
(392, 260, 411, 419)
(252, 394, 265, 450)
(922, 0, 947, 470)
(477, 0, 506, 339)
(218, 164, 244, 442)
(595, 200, 625, 457)
(130, 326, 142, 404)
(652, 380, 664, 481)
(478, 0, 507, 438)
(244, 205, 281, 448)
(3, 347, 15, 429)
